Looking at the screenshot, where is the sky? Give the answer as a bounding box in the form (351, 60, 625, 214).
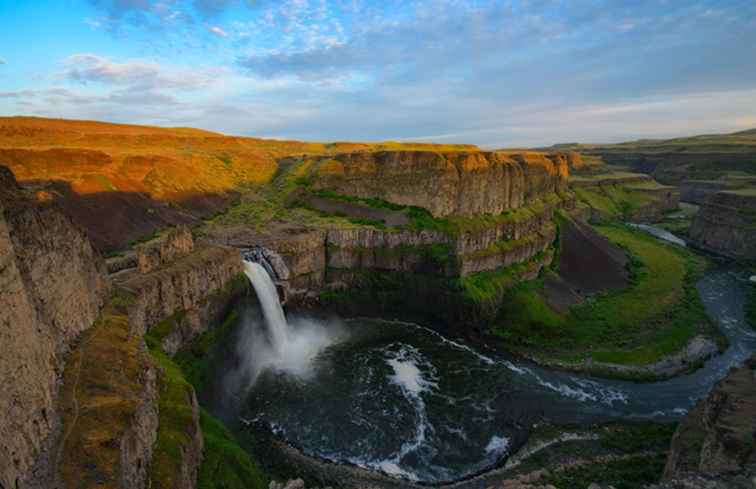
(0, 0, 755, 147)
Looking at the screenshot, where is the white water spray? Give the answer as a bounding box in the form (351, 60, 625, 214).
(231, 259, 345, 391)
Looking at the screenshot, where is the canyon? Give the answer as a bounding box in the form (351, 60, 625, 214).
(0, 117, 754, 489)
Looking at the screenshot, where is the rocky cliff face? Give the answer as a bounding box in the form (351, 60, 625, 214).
(120, 243, 243, 347)
(660, 356, 756, 487)
(689, 191, 756, 260)
(311, 151, 569, 217)
(0, 166, 109, 489)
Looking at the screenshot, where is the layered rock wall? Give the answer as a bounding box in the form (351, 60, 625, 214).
(689, 191, 756, 260)
(137, 225, 194, 273)
(120, 244, 243, 343)
(0, 166, 109, 489)
(312, 151, 569, 217)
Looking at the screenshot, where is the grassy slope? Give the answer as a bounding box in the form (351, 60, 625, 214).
(573, 185, 660, 219)
(145, 279, 268, 489)
(511, 423, 676, 489)
(493, 225, 715, 367)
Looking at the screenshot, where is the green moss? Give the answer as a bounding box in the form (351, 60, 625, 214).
(56, 302, 149, 488)
(461, 224, 554, 260)
(174, 309, 239, 394)
(147, 345, 199, 489)
(196, 410, 268, 489)
(456, 251, 550, 304)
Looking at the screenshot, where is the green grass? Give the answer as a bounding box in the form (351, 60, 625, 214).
(456, 251, 550, 304)
(598, 423, 677, 453)
(311, 188, 564, 236)
(174, 309, 239, 393)
(573, 185, 658, 219)
(494, 225, 716, 366)
(146, 343, 199, 489)
(196, 410, 268, 489)
(543, 453, 668, 489)
(129, 229, 162, 247)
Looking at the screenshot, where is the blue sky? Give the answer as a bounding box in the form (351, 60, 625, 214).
(1, 0, 755, 147)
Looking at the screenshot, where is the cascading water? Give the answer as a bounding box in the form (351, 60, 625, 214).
(231, 259, 344, 392)
(243, 261, 289, 354)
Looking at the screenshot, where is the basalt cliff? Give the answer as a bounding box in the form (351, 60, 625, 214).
(689, 190, 756, 260)
(0, 167, 109, 489)
(310, 150, 569, 217)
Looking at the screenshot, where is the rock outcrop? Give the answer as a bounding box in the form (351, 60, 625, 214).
(659, 356, 756, 488)
(311, 151, 569, 217)
(689, 191, 756, 260)
(54, 306, 159, 489)
(0, 166, 109, 489)
(119, 243, 244, 350)
(136, 225, 194, 273)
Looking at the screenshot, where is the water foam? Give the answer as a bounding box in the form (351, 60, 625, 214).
(532, 373, 628, 406)
(484, 435, 510, 455)
(374, 344, 439, 480)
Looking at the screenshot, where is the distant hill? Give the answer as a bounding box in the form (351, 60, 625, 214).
(548, 128, 756, 183)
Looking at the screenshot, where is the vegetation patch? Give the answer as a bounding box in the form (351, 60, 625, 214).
(456, 251, 551, 304)
(494, 225, 717, 367)
(196, 410, 268, 489)
(543, 453, 668, 489)
(145, 341, 199, 489)
(509, 422, 675, 488)
(310, 188, 564, 236)
(579, 185, 658, 217)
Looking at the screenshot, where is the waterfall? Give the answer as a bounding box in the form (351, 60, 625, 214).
(243, 261, 289, 354)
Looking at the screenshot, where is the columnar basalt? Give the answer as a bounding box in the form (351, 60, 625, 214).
(311, 151, 569, 217)
(120, 244, 244, 346)
(689, 191, 756, 260)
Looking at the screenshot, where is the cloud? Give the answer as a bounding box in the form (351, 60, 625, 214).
(208, 25, 229, 37)
(0, 58, 6, 65)
(61, 54, 216, 91)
